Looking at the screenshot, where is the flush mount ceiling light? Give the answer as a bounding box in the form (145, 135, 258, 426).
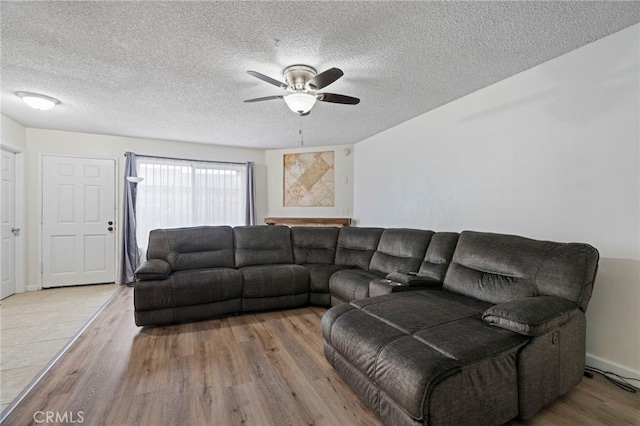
(16, 91, 60, 110)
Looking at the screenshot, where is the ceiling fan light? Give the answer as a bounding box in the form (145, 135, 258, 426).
(17, 91, 59, 110)
(284, 92, 317, 115)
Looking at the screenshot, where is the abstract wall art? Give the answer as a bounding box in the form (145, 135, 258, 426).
(283, 151, 335, 207)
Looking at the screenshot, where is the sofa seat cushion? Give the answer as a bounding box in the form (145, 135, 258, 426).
(304, 264, 353, 295)
(240, 264, 309, 298)
(350, 290, 493, 334)
(329, 269, 386, 304)
(134, 268, 243, 311)
(302, 263, 352, 306)
(322, 290, 528, 422)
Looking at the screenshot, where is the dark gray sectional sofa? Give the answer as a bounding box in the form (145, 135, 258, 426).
(134, 224, 599, 425)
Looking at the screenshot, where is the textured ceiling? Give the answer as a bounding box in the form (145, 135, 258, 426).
(2, 1, 639, 149)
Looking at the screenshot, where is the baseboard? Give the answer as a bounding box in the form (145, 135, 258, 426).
(586, 353, 640, 380)
(26, 285, 40, 292)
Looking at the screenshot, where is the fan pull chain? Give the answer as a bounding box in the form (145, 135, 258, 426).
(299, 116, 304, 146)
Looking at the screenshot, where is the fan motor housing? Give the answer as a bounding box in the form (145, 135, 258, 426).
(283, 65, 317, 91)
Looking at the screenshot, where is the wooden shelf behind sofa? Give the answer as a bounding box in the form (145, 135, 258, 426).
(264, 217, 351, 227)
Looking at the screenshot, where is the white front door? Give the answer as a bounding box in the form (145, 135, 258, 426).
(42, 156, 116, 287)
(1, 149, 17, 299)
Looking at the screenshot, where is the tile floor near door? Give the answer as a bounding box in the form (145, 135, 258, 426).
(0, 283, 120, 412)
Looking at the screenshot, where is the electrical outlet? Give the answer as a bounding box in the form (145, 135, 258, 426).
(341, 208, 349, 216)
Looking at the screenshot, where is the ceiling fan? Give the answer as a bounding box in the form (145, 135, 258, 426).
(244, 65, 360, 116)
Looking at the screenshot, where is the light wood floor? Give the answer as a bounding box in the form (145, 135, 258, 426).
(2, 286, 638, 426)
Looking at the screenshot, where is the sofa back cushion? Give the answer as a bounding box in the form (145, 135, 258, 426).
(443, 231, 599, 311)
(418, 232, 459, 281)
(291, 227, 340, 265)
(369, 228, 433, 274)
(146, 226, 235, 271)
(335, 227, 384, 269)
(234, 226, 293, 267)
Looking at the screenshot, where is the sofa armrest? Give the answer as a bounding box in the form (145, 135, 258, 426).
(385, 271, 441, 288)
(135, 259, 172, 281)
(482, 296, 579, 336)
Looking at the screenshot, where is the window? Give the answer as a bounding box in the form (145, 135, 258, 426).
(136, 156, 247, 253)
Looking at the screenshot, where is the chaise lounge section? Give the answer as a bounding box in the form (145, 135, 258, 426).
(322, 231, 599, 425)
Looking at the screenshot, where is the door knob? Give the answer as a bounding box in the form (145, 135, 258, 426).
(11, 228, 20, 236)
(108, 227, 114, 231)
(108, 221, 113, 225)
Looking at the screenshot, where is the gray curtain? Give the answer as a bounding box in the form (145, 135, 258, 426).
(121, 152, 140, 285)
(246, 162, 256, 225)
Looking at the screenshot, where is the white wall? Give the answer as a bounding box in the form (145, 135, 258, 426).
(25, 128, 267, 287)
(265, 144, 354, 219)
(354, 25, 640, 377)
(1, 115, 26, 152)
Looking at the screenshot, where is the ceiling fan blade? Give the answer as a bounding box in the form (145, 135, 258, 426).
(243, 95, 284, 103)
(318, 93, 360, 105)
(307, 68, 343, 90)
(246, 71, 287, 88)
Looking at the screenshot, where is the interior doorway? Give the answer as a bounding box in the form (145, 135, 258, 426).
(1, 148, 17, 299)
(41, 155, 116, 287)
